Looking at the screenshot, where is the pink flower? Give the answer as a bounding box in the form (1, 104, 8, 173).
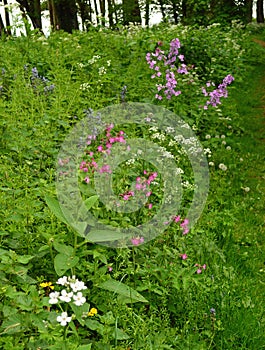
(131, 237, 144, 246)
(173, 215, 181, 223)
(148, 203, 153, 209)
(84, 177, 90, 184)
(97, 145, 104, 152)
(196, 269, 202, 274)
(108, 266, 113, 272)
(180, 253, 187, 260)
(180, 218, 189, 227)
(202, 264, 207, 270)
(146, 191, 152, 197)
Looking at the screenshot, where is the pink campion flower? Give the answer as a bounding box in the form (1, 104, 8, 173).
(155, 94, 163, 100)
(97, 145, 104, 152)
(146, 191, 152, 197)
(183, 228, 189, 235)
(148, 203, 153, 209)
(143, 170, 147, 175)
(173, 215, 181, 223)
(108, 266, 113, 272)
(180, 218, 189, 227)
(84, 176, 90, 184)
(180, 253, 188, 260)
(131, 237, 144, 246)
(196, 269, 202, 274)
(202, 264, 207, 270)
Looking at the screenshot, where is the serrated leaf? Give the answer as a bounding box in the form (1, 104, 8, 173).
(54, 253, 79, 276)
(98, 278, 148, 303)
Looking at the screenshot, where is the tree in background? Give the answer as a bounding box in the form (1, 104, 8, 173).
(257, 0, 264, 22)
(122, 0, 141, 25)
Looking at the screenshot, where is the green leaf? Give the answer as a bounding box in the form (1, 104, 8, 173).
(16, 255, 34, 264)
(98, 278, 148, 303)
(85, 319, 104, 334)
(86, 229, 125, 243)
(53, 241, 74, 256)
(84, 195, 99, 210)
(44, 195, 69, 225)
(54, 253, 79, 276)
(113, 328, 130, 340)
(77, 345, 92, 350)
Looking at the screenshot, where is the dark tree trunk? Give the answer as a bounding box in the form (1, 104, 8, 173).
(107, 0, 114, 27)
(93, 0, 99, 25)
(99, 0, 106, 25)
(77, 0, 92, 30)
(171, 0, 178, 24)
(16, 0, 42, 30)
(122, 0, 141, 25)
(245, 0, 253, 23)
(145, 0, 150, 26)
(0, 13, 6, 36)
(53, 0, 79, 32)
(158, 0, 166, 21)
(3, 0, 11, 34)
(257, 0, 264, 23)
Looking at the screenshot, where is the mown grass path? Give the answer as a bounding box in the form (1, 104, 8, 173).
(226, 36, 265, 347)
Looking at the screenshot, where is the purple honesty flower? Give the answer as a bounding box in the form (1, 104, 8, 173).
(203, 74, 234, 108)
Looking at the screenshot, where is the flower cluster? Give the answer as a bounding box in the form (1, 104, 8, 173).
(173, 215, 189, 235)
(48, 275, 87, 326)
(195, 263, 207, 274)
(26, 66, 55, 93)
(202, 74, 234, 109)
(79, 123, 127, 182)
(146, 38, 188, 100)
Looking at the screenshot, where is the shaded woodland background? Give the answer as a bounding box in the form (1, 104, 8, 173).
(0, 0, 264, 35)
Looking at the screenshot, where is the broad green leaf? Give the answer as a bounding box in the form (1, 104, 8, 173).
(44, 195, 69, 225)
(85, 319, 104, 334)
(53, 241, 74, 256)
(86, 229, 125, 242)
(54, 253, 79, 276)
(77, 345, 92, 350)
(98, 278, 148, 303)
(17, 255, 35, 264)
(113, 328, 130, 340)
(84, 195, 99, 210)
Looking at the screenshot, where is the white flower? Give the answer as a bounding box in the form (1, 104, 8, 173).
(209, 162, 214, 166)
(222, 140, 226, 145)
(107, 60, 111, 66)
(49, 291, 60, 304)
(219, 163, 227, 171)
(59, 289, 73, 303)
(242, 187, 250, 192)
(73, 292, 86, 306)
(221, 135, 226, 139)
(70, 280, 87, 292)
(98, 66, 107, 75)
(80, 83, 90, 90)
(205, 134, 211, 139)
(57, 312, 72, 326)
(226, 146, 231, 150)
(57, 276, 68, 286)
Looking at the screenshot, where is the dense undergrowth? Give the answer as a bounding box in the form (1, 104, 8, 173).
(0, 22, 265, 349)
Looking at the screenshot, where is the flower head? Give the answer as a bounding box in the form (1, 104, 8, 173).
(57, 311, 72, 326)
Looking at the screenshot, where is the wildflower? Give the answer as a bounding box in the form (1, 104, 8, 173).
(210, 308, 216, 314)
(108, 266, 113, 272)
(196, 269, 202, 274)
(242, 186, 250, 192)
(59, 289, 73, 303)
(148, 203, 153, 209)
(131, 237, 144, 246)
(70, 280, 87, 292)
(88, 308, 98, 317)
(226, 146, 231, 151)
(57, 311, 72, 326)
(40, 282, 54, 290)
(84, 176, 90, 183)
(218, 163, 227, 171)
(205, 134, 211, 139)
(209, 162, 214, 166)
(57, 276, 68, 286)
(180, 253, 188, 260)
(49, 291, 60, 304)
(73, 292, 86, 306)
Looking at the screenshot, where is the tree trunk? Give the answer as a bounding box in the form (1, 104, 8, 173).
(53, 0, 79, 32)
(16, 0, 42, 30)
(99, 0, 106, 25)
(171, 0, 178, 24)
(145, 0, 150, 26)
(245, 0, 253, 23)
(107, 0, 114, 27)
(257, 0, 264, 23)
(158, 0, 166, 21)
(0, 13, 6, 36)
(3, 0, 11, 34)
(77, 0, 92, 30)
(122, 0, 141, 25)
